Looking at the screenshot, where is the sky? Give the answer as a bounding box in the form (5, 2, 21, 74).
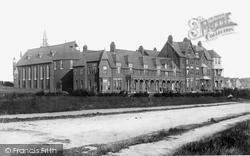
(0, 0, 249, 81)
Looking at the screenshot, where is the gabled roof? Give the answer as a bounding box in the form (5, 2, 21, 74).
(73, 50, 104, 67)
(171, 42, 185, 57)
(208, 50, 221, 58)
(193, 45, 212, 60)
(16, 41, 81, 67)
(144, 49, 160, 57)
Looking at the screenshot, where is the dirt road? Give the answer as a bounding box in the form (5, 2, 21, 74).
(0, 103, 249, 149)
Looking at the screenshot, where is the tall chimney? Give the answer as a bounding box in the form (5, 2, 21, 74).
(110, 42, 116, 52)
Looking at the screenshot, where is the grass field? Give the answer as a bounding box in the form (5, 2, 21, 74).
(173, 119, 250, 155)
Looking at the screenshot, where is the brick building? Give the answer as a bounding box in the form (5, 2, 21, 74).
(14, 31, 82, 91)
(73, 35, 224, 93)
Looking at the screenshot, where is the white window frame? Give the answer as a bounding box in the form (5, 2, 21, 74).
(70, 60, 73, 69)
(40, 66, 43, 80)
(128, 63, 133, 70)
(47, 66, 49, 79)
(23, 68, 26, 80)
(116, 63, 121, 74)
(34, 67, 37, 80)
(103, 66, 107, 74)
(60, 60, 63, 69)
(28, 67, 31, 80)
(54, 62, 56, 70)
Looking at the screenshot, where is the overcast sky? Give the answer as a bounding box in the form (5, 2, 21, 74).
(0, 0, 249, 81)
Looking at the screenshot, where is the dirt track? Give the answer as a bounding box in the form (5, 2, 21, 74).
(0, 103, 249, 150)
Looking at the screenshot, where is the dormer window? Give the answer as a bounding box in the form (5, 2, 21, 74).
(143, 65, 148, 69)
(38, 53, 43, 58)
(128, 63, 133, 70)
(164, 63, 168, 69)
(26, 54, 32, 60)
(173, 66, 176, 77)
(50, 50, 56, 56)
(116, 63, 121, 74)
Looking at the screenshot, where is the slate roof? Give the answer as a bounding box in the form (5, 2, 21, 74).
(73, 48, 179, 72)
(144, 49, 160, 57)
(73, 50, 104, 67)
(16, 41, 82, 67)
(193, 45, 213, 60)
(208, 50, 221, 58)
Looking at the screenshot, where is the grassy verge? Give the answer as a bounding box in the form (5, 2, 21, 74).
(0, 96, 236, 115)
(61, 112, 250, 156)
(173, 119, 250, 155)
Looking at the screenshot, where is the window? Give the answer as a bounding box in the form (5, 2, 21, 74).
(113, 78, 122, 90)
(187, 78, 189, 88)
(116, 63, 121, 74)
(60, 60, 63, 69)
(165, 71, 168, 77)
(75, 80, 78, 90)
(102, 78, 110, 91)
(80, 68, 83, 75)
(80, 80, 83, 89)
(70, 60, 73, 69)
(173, 66, 176, 77)
(164, 63, 168, 69)
(22, 68, 25, 80)
(88, 66, 91, 74)
(103, 66, 107, 74)
(128, 63, 133, 70)
(218, 58, 221, 64)
(186, 68, 189, 75)
(28, 68, 31, 80)
(47, 66, 50, 79)
(34, 67, 37, 80)
(186, 59, 189, 65)
(40, 66, 43, 79)
(93, 64, 97, 73)
(157, 66, 161, 76)
(75, 69, 77, 75)
(54, 62, 56, 70)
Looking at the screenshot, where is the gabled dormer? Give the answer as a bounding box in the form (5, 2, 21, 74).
(25, 54, 32, 60)
(124, 55, 133, 70)
(50, 50, 56, 56)
(37, 52, 43, 58)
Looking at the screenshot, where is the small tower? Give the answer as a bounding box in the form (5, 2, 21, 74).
(41, 30, 49, 47)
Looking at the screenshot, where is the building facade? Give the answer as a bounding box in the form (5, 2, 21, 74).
(14, 33, 82, 91)
(14, 33, 224, 93)
(73, 35, 224, 93)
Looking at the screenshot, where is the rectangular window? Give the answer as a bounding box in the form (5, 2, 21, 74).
(92, 64, 97, 74)
(113, 78, 122, 90)
(103, 66, 107, 74)
(75, 80, 78, 90)
(22, 68, 25, 80)
(54, 62, 56, 70)
(47, 66, 50, 79)
(70, 60, 73, 69)
(28, 68, 31, 80)
(116, 63, 121, 74)
(34, 67, 37, 80)
(88, 66, 91, 74)
(157, 66, 161, 76)
(128, 63, 133, 70)
(80, 80, 83, 89)
(60, 60, 63, 69)
(75, 69, 77, 75)
(165, 71, 168, 77)
(80, 68, 83, 75)
(40, 66, 43, 80)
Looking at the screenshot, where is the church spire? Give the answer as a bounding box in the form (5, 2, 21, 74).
(41, 30, 49, 47)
